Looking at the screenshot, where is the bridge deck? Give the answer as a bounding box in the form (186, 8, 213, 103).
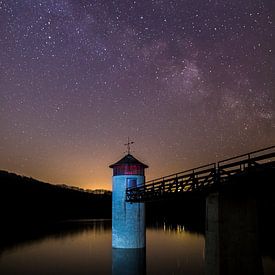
(126, 145, 275, 202)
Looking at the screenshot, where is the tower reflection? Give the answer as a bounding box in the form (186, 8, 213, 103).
(112, 248, 146, 275)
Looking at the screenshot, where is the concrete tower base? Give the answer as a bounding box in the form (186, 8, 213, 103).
(112, 175, 146, 249)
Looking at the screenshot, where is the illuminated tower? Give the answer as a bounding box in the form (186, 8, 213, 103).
(110, 141, 148, 249)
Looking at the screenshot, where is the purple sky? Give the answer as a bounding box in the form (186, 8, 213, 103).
(0, 0, 274, 189)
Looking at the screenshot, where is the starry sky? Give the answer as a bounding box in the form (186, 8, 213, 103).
(0, 0, 274, 190)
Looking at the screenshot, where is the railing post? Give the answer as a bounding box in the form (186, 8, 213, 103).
(141, 186, 145, 201)
(215, 163, 220, 186)
(192, 170, 196, 191)
(248, 153, 251, 169)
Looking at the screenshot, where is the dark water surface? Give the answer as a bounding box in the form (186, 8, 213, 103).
(0, 220, 274, 275)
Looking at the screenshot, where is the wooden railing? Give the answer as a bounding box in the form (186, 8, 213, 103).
(126, 145, 275, 202)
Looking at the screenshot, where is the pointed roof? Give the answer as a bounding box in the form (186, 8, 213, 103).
(109, 154, 148, 168)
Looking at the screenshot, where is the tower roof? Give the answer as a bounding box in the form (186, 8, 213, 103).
(109, 154, 148, 168)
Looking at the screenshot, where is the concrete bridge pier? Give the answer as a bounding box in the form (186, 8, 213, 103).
(205, 190, 263, 275)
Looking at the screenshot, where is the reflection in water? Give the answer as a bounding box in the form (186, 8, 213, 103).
(0, 219, 274, 274)
(0, 219, 111, 256)
(147, 226, 205, 275)
(112, 248, 146, 275)
(0, 220, 112, 275)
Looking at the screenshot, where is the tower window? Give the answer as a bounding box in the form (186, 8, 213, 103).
(127, 178, 137, 189)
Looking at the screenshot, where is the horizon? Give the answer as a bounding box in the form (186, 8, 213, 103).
(2, 143, 274, 191)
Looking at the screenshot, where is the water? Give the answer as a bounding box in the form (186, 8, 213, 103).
(0, 220, 274, 275)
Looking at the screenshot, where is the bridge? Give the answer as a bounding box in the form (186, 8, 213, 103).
(118, 145, 275, 275)
(126, 145, 275, 202)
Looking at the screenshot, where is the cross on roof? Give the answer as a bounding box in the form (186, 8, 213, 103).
(124, 137, 134, 154)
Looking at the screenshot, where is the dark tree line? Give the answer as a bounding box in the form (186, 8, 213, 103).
(0, 170, 112, 224)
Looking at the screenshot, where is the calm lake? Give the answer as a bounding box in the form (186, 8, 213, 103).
(0, 219, 274, 275)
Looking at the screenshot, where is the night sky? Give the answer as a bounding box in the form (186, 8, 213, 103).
(0, 1, 274, 190)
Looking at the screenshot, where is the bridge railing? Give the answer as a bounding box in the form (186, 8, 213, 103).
(218, 145, 275, 181)
(145, 163, 215, 186)
(126, 163, 216, 202)
(126, 145, 275, 202)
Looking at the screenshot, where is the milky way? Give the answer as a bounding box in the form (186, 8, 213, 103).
(0, 0, 274, 189)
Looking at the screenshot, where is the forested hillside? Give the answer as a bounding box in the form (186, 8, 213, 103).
(0, 170, 111, 223)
